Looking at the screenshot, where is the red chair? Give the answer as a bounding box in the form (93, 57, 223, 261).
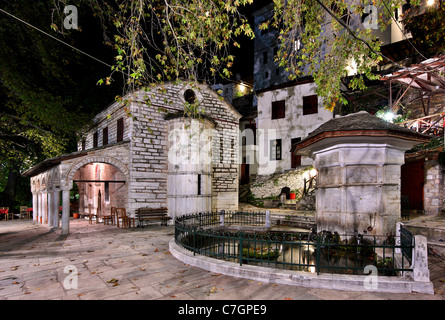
(0, 207, 9, 220)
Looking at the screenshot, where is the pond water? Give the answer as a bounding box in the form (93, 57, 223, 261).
(200, 240, 384, 276)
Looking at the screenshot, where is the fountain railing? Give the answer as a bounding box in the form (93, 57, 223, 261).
(174, 211, 415, 276)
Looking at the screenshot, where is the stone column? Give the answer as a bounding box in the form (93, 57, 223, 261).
(42, 191, 48, 224)
(47, 191, 54, 227)
(53, 189, 60, 228)
(61, 188, 71, 235)
(38, 192, 43, 223)
(32, 192, 38, 221)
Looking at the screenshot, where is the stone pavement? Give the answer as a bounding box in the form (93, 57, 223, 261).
(1, 218, 445, 301)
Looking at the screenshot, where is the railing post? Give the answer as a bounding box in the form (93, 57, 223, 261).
(395, 222, 402, 254)
(220, 210, 225, 227)
(412, 235, 430, 282)
(239, 232, 243, 266)
(316, 235, 321, 275)
(265, 210, 270, 228)
(193, 227, 197, 256)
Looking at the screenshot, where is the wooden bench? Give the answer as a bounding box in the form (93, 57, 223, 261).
(135, 208, 171, 227)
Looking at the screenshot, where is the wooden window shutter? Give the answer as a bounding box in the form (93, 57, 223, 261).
(303, 95, 318, 115)
(117, 118, 124, 142)
(272, 100, 285, 119)
(93, 131, 98, 148)
(102, 127, 108, 146)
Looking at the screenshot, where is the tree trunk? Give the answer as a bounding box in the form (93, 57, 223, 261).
(0, 163, 20, 209)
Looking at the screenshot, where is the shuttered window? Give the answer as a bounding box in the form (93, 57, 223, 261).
(117, 118, 124, 142)
(271, 100, 285, 119)
(303, 95, 318, 115)
(102, 127, 108, 146)
(93, 131, 98, 148)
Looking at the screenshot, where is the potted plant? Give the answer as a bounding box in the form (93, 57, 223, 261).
(289, 189, 299, 200)
(73, 212, 79, 219)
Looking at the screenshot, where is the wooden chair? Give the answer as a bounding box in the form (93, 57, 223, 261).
(126, 209, 135, 228)
(19, 206, 29, 219)
(116, 208, 135, 229)
(103, 207, 116, 225)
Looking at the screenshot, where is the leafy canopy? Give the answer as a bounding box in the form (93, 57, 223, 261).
(54, 0, 423, 112)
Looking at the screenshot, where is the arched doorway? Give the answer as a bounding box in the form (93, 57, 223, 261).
(71, 162, 128, 220)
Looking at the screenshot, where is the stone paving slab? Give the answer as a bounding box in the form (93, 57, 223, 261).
(0, 219, 444, 301)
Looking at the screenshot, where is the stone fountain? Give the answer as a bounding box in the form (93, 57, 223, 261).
(292, 111, 431, 238)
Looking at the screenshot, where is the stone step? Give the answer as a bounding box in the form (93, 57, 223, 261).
(270, 211, 315, 230)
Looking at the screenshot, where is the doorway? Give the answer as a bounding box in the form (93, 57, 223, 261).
(401, 159, 424, 211)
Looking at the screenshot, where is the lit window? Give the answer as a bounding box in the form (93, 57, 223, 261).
(270, 139, 282, 160)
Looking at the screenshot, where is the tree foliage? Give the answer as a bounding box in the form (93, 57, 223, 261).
(403, 2, 445, 58)
(0, 0, 119, 165)
(271, 0, 411, 110)
(50, 0, 426, 112)
(58, 0, 256, 97)
(0, 0, 119, 206)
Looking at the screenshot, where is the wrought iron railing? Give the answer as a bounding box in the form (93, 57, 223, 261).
(175, 211, 414, 276)
(400, 223, 414, 263)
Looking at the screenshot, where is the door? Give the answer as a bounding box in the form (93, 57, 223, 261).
(401, 159, 424, 210)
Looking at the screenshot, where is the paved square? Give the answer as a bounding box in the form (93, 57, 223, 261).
(1, 219, 444, 300)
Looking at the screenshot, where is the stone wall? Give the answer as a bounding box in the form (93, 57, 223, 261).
(424, 154, 444, 215)
(249, 166, 312, 199)
(77, 101, 131, 151)
(76, 82, 241, 217)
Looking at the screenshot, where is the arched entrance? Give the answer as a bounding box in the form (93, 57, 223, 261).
(58, 156, 129, 235)
(72, 162, 128, 219)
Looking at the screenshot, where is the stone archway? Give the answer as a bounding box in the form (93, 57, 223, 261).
(54, 155, 130, 235)
(66, 156, 129, 223)
(65, 155, 129, 188)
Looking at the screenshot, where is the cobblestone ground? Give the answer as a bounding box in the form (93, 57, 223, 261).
(1, 219, 445, 301)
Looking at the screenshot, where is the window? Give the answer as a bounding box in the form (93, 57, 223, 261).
(93, 131, 98, 148)
(102, 127, 108, 146)
(263, 51, 268, 64)
(117, 118, 124, 142)
(197, 174, 202, 195)
(104, 182, 110, 202)
(271, 100, 285, 119)
(303, 95, 318, 115)
(291, 138, 302, 168)
(270, 139, 282, 160)
(81, 139, 86, 151)
(184, 89, 196, 104)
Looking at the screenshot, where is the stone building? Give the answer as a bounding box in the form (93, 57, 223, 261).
(23, 82, 241, 235)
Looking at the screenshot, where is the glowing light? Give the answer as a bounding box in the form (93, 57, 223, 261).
(383, 111, 395, 122)
(310, 168, 317, 178)
(238, 84, 246, 93)
(427, 0, 434, 6)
